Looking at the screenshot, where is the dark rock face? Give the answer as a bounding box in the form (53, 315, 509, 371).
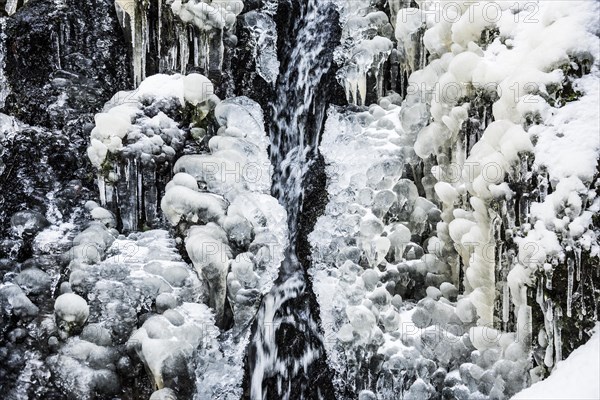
(0, 1, 137, 398)
(0, 125, 94, 255)
(2, 0, 131, 128)
(0, 0, 131, 249)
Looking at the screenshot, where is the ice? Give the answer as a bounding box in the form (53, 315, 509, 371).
(129, 302, 219, 389)
(372, 190, 397, 218)
(335, 3, 395, 105)
(161, 185, 228, 226)
(90, 207, 116, 228)
(81, 324, 113, 347)
(243, 11, 280, 85)
(14, 268, 51, 295)
(10, 210, 50, 237)
(183, 73, 215, 105)
(214, 96, 267, 144)
(54, 293, 90, 337)
(47, 338, 121, 398)
(166, 172, 198, 192)
(0, 284, 39, 319)
(221, 214, 253, 250)
(88, 74, 197, 231)
(150, 388, 177, 400)
(185, 224, 232, 325)
(346, 305, 377, 339)
(405, 378, 434, 400)
(395, 8, 427, 74)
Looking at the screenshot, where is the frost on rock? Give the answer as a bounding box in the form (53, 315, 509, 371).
(87, 73, 218, 232)
(312, 1, 600, 398)
(51, 226, 206, 398)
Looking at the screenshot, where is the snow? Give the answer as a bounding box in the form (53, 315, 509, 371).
(54, 293, 90, 327)
(160, 184, 228, 226)
(183, 73, 215, 105)
(512, 325, 600, 400)
(531, 74, 600, 183)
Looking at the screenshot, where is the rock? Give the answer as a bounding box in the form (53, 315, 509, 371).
(14, 267, 52, 295)
(10, 210, 49, 236)
(150, 388, 177, 400)
(54, 293, 89, 335)
(0, 284, 39, 318)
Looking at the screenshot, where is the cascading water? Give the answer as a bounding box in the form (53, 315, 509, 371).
(246, 0, 338, 398)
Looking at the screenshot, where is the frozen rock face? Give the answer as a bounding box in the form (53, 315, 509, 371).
(87, 73, 210, 232)
(0, 0, 130, 258)
(1, 0, 131, 128)
(159, 89, 287, 398)
(0, 116, 95, 257)
(114, 0, 246, 86)
(310, 1, 600, 399)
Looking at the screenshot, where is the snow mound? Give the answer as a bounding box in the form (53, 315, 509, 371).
(512, 325, 600, 400)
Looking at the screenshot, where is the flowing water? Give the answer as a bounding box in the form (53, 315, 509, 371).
(247, 0, 338, 398)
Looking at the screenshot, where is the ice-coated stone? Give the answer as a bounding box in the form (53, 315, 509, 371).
(10, 210, 49, 236)
(54, 293, 90, 335)
(14, 267, 51, 295)
(150, 388, 177, 400)
(0, 284, 39, 318)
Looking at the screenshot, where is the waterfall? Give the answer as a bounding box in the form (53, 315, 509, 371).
(246, 0, 338, 398)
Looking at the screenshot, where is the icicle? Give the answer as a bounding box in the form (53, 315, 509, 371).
(575, 246, 582, 282)
(157, 0, 162, 60)
(553, 305, 563, 365)
(194, 32, 200, 70)
(567, 257, 574, 318)
(119, 156, 139, 232)
(0, 18, 10, 109)
(536, 275, 544, 307)
(97, 173, 107, 206)
(517, 305, 533, 350)
(538, 173, 548, 202)
(137, 157, 143, 226)
(179, 28, 189, 74)
(502, 281, 510, 324)
(544, 263, 553, 290)
(357, 66, 367, 106)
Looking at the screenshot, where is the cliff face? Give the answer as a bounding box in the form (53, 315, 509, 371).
(309, 1, 600, 398)
(0, 1, 599, 399)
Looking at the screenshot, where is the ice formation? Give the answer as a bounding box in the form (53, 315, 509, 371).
(87, 73, 216, 232)
(335, 1, 395, 105)
(1, 0, 599, 399)
(310, 0, 600, 398)
(114, 0, 245, 85)
(242, 9, 280, 85)
(72, 70, 285, 397)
